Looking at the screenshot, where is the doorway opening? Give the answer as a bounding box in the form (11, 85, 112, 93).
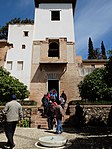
(48, 80, 59, 98)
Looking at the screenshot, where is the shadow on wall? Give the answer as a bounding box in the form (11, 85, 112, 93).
(64, 102, 85, 128)
(31, 65, 46, 83)
(65, 103, 112, 128)
(107, 106, 112, 126)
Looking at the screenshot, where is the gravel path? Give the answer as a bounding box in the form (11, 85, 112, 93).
(1, 127, 112, 149)
(0, 127, 82, 149)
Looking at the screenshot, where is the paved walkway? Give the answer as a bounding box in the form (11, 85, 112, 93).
(0, 127, 83, 149)
(1, 127, 112, 149)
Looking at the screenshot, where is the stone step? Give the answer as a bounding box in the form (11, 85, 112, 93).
(31, 105, 70, 128)
(37, 124, 48, 129)
(31, 123, 48, 128)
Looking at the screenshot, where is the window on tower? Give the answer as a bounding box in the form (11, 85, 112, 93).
(48, 39, 59, 57)
(6, 61, 13, 70)
(23, 31, 29, 37)
(51, 11, 60, 21)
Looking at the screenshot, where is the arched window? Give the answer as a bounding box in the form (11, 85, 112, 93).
(48, 41, 59, 57)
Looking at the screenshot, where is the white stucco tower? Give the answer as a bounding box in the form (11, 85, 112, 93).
(30, 0, 79, 104)
(33, 0, 76, 42)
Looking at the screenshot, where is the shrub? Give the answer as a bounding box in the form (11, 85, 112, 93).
(78, 68, 108, 101)
(0, 67, 30, 102)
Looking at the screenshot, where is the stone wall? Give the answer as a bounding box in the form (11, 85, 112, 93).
(30, 38, 82, 105)
(0, 41, 9, 67)
(0, 106, 37, 128)
(66, 105, 112, 127)
(1, 105, 112, 128)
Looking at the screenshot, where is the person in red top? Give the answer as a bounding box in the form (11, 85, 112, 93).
(46, 92, 50, 100)
(50, 96, 58, 106)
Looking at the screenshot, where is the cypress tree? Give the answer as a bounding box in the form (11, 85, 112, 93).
(88, 37, 95, 59)
(101, 41, 107, 59)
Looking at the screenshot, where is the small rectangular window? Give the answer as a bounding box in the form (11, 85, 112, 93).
(91, 65, 95, 68)
(9, 43, 13, 49)
(6, 61, 13, 70)
(22, 44, 26, 49)
(51, 11, 60, 21)
(24, 31, 29, 37)
(17, 61, 23, 70)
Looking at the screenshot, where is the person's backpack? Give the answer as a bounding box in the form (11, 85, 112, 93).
(49, 102, 55, 114)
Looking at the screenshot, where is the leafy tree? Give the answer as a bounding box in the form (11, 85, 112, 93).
(104, 56, 112, 87)
(88, 37, 95, 59)
(79, 52, 112, 101)
(78, 68, 108, 101)
(101, 41, 107, 59)
(107, 49, 112, 58)
(0, 24, 8, 40)
(0, 18, 34, 39)
(0, 67, 30, 102)
(21, 18, 34, 24)
(94, 48, 102, 59)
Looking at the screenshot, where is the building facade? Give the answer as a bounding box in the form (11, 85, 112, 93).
(30, 0, 81, 104)
(0, 40, 9, 67)
(4, 25, 33, 90)
(2, 0, 107, 105)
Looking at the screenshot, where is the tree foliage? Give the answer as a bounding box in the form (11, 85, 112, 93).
(79, 50, 112, 101)
(107, 49, 112, 58)
(94, 48, 102, 59)
(78, 55, 112, 101)
(101, 41, 107, 59)
(78, 68, 108, 101)
(88, 37, 95, 59)
(87, 37, 107, 59)
(0, 18, 34, 39)
(104, 56, 112, 87)
(0, 67, 30, 102)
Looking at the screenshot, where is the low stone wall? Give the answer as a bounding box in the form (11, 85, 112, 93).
(1, 105, 112, 128)
(66, 105, 112, 127)
(0, 106, 37, 128)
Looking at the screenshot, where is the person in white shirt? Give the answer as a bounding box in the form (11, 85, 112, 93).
(2, 94, 23, 149)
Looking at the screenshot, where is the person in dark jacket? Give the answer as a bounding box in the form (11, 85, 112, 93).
(61, 90, 67, 105)
(41, 94, 49, 115)
(2, 94, 23, 149)
(55, 100, 64, 134)
(46, 100, 56, 130)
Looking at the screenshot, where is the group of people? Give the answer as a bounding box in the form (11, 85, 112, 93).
(41, 89, 67, 134)
(1, 90, 67, 148)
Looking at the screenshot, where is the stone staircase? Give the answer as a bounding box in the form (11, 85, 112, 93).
(31, 105, 70, 129)
(31, 106, 48, 128)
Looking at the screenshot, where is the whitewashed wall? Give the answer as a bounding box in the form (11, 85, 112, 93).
(33, 4, 75, 42)
(4, 24, 34, 89)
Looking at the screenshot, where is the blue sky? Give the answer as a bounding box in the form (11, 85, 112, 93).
(0, 0, 112, 59)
